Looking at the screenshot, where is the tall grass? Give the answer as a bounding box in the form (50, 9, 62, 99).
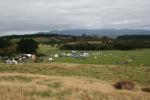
(0, 63, 149, 87)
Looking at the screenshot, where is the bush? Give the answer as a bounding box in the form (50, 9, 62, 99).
(114, 80, 135, 90)
(141, 88, 150, 93)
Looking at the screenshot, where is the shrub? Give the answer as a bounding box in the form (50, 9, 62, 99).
(114, 80, 135, 90)
(141, 88, 150, 93)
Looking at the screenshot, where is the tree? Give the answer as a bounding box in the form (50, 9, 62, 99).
(16, 38, 38, 53)
(0, 38, 11, 49)
(0, 38, 13, 56)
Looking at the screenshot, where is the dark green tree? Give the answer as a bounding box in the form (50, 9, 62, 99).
(16, 38, 38, 53)
(0, 38, 11, 49)
(0, 38, 13, 56)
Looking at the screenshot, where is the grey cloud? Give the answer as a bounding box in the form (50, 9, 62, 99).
(0, 0, 150, 35)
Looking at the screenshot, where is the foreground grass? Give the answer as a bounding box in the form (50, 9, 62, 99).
(0, 63, 149, 100)
(0, 63, 149, 87)
(0, 73, 149, 100)
(0, 75, 32, 82)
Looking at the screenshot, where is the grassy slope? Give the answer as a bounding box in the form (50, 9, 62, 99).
(0, 73, 149, 100)
(0, 63, 149, 100)
(0, 63, 149, 87)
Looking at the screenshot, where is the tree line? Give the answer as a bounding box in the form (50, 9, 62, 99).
(1, 34, 150, 56)
(60, 39, 150, 50)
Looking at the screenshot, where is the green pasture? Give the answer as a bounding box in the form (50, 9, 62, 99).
(38, 45, 150, 66)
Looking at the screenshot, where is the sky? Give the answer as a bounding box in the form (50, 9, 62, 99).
(0, 0, 150, 35)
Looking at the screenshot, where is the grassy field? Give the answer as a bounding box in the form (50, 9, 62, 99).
(0, 45, 150, 100)
(0, 63, 149, 100)
(38, 45, 150, 66)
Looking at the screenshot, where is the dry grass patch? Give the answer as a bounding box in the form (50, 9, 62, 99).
(0, 73, 149, 100)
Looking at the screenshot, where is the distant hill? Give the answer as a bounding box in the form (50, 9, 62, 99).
(1, 28, 150, 41)
(36, 29, 150, 37)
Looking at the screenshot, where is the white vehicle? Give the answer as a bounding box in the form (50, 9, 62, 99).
(6, 59, 18, 64)
(66, 53, 72, 57)
(6, 60, 12, 64)
(54, 54, 59, 58)
(12, 59, 18, 64)
(72, 50, 76, 53)
(21, 54, 32, 58)
(48, 58, 53, 61)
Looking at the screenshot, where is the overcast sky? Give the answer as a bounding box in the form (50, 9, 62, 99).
(0, 0, 150, 35)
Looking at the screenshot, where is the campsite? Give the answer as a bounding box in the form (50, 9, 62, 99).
(0, 34, 150, 100)
(1, 44, 150, 66)
(0, 0, 150, 99)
